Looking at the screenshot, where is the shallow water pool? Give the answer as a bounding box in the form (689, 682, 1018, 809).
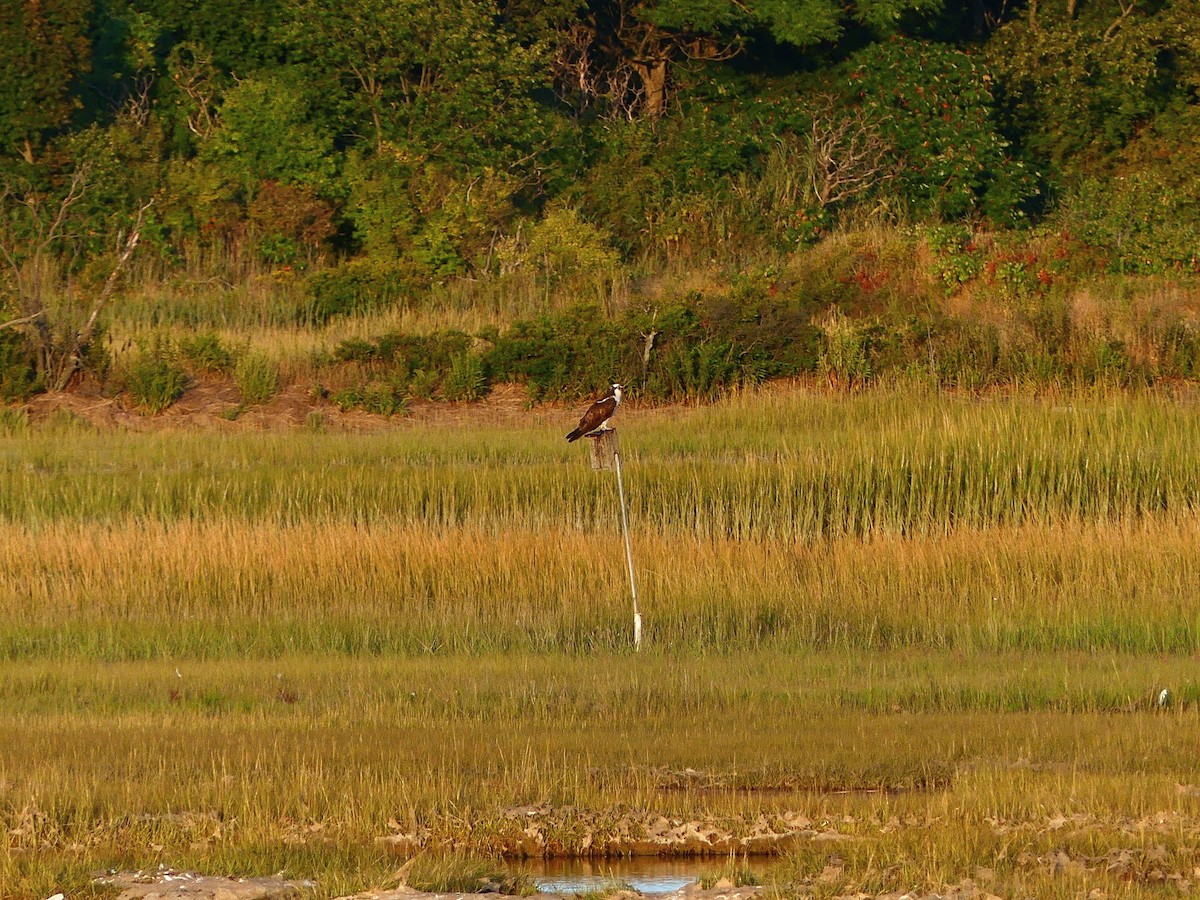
(512, 857, 771, 895)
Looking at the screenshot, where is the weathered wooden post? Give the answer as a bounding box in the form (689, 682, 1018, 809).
(587, 429, 642, 651)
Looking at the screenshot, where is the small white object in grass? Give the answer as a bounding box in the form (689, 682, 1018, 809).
(44, 893, 64, 900)
(1158, 688, 1171, 707)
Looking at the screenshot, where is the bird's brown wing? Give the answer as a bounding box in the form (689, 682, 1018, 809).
(575, 395, 616, 434)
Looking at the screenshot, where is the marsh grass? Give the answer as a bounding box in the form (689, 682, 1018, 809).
(570, 881, 637, 900)
(699, 860, 763, 888)
(3, 388, 1200, 539)
(4, 517, 1200, 658)
(7, 387, 1200, 897)
(405, 857, 538, 896)
(6, 655, 1200, 897)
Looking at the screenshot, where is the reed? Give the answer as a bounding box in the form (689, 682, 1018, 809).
(4, 517, 1200, 659)
(5, 653, 1200, 897)
(2, 388, 1199, 539)
(6, 385, 1200, 897)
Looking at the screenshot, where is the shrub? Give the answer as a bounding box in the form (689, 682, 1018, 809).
(235, 351, 280, 405)
(487, 304, 635, 401)
(442, 351, 488, 402)
(330, 380, 409, 416)
(1062, 172, 1200, 275)
(126, 344, 189, 414)
(306, 259, 419, 324)
(495, 206, 621, 284)
(247, 180, 336, 268)
(818, 310, 873, 388)
(926, 226, 986, 288)
(333, 331, 473, 383)
(649, 339, 741, 401)
(178, 333, 234, 374)
(483, 287, 823, 402)
(407, 369, 439, 400)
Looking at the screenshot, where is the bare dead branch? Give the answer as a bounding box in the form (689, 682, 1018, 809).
(0, 312, 43, 332)
(169, 44, 219, 138)
(681, 35, 742, 62)
(80, 198, 153, 342)
(42, 168, 89, 250)
(807, 101, 897, 209)
(641, 328, 659, 379)
(1104, 0, 1137, 40)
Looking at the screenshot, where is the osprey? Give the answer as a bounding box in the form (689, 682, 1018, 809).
(566, 383, 623, 442)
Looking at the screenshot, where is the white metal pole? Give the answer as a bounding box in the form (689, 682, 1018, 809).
(613, 446, 642, 650)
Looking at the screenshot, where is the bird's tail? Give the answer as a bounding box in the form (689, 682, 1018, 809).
(565, 428, 583, 442)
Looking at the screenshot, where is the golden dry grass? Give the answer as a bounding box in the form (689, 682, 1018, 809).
(5, 387, 1200, 897)
(3, 517, 1200, 658)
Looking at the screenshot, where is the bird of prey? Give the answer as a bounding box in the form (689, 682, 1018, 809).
(566, 383, 623, 442)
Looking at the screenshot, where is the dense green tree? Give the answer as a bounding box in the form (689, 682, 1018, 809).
(119, 0, 286, 73)
(0, 0, 93, 163)
(850, 37, 1036, 222)
(1, 0, 1196, 300)
(199, 73, 338, 197)
(282, 0, 565, 180)
(553, 0, 945, 119)
(987, 0, 1197, 176)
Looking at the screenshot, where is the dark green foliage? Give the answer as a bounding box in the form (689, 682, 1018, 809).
(849, 38, 1036, 224)
(333, 330, 473, 383)
(488, 291, 821, 401)
(987, 7, 1183, 177)
(0, 0, 91, 160)
(486, 304, 635, 401)
(322, 290, 820, 406)
(329, 380, 409, 415)
(125, 347, 189, 413)
(122, 0, 288, 73)
(306, 259, 420, 323)
(0, 331, 41, 402)
(281, 0, 565, 175)
(177, 333, 234, 373)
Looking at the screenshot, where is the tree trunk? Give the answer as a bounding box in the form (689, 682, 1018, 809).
(633, 58, 667, 118)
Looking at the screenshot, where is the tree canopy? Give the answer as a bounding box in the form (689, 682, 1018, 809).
(0, 0, 1198, 303)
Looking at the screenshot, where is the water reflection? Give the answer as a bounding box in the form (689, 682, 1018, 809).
(514, 857, 770, 895)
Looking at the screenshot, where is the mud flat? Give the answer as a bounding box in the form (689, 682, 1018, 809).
(99, 871, 768, 900)
(377, 807, 851, 859)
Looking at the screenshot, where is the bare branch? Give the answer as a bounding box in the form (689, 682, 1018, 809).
(1103, 0, 1137, 40)
(0, 312, 43, 332)
(79, 198, 154, 343)
(808, 98, 897, 209)
(680, 35, 742, 62)
(169, 43, 219, 138)
(42, 168, 90, 249)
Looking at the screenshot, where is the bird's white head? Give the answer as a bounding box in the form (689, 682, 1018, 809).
(612, 383, 623, 404)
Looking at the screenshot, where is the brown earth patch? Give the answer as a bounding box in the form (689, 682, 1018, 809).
(17, 379, 573, 433)
(378, 806, 851, 859)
